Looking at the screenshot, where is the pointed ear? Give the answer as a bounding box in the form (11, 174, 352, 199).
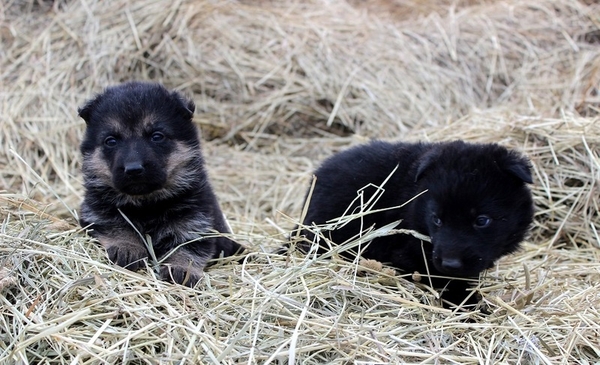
(414, 148, 441, 182)
(78, 95, 101, 124)
(172, 91, 195, 119)
(186, 97, 195, 115)
(78, 102, 92, 124)
(498, 152, 533, 184)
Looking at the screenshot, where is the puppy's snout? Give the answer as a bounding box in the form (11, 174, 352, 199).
(124, 162, 145, 176)
(441, 257, 463, 272)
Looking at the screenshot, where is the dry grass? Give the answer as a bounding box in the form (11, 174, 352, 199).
(1, 0, 599, 363)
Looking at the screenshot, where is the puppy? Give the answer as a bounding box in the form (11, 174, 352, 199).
(78, 81, 242, 286)
(297, 140, 534, 307)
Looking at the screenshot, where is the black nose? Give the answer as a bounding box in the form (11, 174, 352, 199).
(441, 258, 463, 272)
(124, 162, 144, 176)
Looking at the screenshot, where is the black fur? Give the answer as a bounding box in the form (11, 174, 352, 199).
(79, 81, 242, 286)
(297, 140, 534, 307)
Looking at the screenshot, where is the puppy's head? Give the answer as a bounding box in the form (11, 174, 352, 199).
(414, 141, 534, 277)
(79, 82, 203, 202)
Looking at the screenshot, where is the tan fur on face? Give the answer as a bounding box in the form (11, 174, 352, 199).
(140, 114, 159, 135)
(162, 141, 205, 192)
(105, 140, 204, 207)
(166, 142, 197, 176)
(84, 149, 113, 187)
(105, 118, 132, 138)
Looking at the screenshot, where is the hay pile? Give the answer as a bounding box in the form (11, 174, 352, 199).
(1, 0, 599, 363)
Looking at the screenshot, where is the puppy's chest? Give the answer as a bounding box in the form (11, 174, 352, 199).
(119, 203, 210, 237)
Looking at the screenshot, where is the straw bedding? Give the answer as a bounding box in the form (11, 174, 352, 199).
(1, 0, 599, 363)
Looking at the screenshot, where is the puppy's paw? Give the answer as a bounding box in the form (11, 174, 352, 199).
(159, 248, 209, 287)
(104, 242, 148, 271)
(159, 265, 204, 287)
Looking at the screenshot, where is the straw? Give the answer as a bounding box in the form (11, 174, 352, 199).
(1, 0, 599, 363)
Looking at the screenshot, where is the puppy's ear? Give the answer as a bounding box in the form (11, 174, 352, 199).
(414, 147, 441, 182)
(498, 152, 533, 184)
(185, 97, 195, 115)
(78, 91, 105, 124)
(173, 91, 195, 119)
(78, 98, 97, 124)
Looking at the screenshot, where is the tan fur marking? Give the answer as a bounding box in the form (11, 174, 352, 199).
(140, 114, 159, 136)
(160, 247, 209, 286)
(86, 149, 113, 185)
(162, 247, 210, 270)
(158, 141, 205, 196)
(105, 118, 131, 138)
(166, 142, 196, 177)
(97, 229, 148, 270)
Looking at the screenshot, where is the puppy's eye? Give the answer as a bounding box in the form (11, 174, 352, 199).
(104, 136, 117, 147)
(474, 215, 492, 228)
(431, 214, 442, 227)
(151, 132, 165, 142)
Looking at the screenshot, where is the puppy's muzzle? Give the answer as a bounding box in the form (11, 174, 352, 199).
(124, 162, 145, 176)
(440, 257, 463, 272)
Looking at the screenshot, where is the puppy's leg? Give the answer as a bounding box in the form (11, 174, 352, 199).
(95, 229, 149, 271)
(159, 246, 212, 287)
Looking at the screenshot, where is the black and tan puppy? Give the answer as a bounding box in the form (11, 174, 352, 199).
(79, 81, 242, 286)
(297, 140, 534, 307)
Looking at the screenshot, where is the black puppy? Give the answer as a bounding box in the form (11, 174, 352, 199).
(79, 81, 242, 286)
(297, 140, 534, 306)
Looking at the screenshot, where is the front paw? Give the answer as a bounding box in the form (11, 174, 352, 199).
(159, 265, 203, 287)
(105, 244, 148, 271)
(159, 248, 209, 287)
